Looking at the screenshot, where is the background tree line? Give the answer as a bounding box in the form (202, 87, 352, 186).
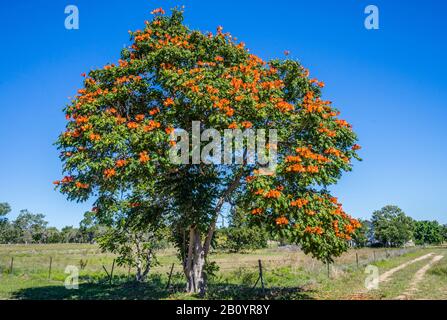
(1, 202, 446, 250)
(352, 205, 447, 248)
(0, 203, 106, 244)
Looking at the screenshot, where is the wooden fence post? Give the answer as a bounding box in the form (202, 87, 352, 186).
(102, 265, 110, 281)
(258, 260, 265, 294)
(356, 252, 359, 269)
(9, 257, 14, 274)
(109, 259, 115, 285)
(327, 261, 331, 278)
(48, 257, 53, 280)
(166, 263, 175, 290)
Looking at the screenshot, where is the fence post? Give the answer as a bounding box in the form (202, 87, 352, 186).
(48, 257, 53, 280)
(356, 252, 359, 269)
(9, 257, 14, 274)
(327, 261, 331, 278)
(258, 260, 265, 294)
(109, 259, 115, 285)
(166, 263, 175, 290)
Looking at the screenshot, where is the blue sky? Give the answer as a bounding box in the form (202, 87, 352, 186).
(0, 0, 446, 228)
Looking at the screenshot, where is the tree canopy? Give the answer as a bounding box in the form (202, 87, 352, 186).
(54, 8, 362, 293)
(371, 205, 414, 247)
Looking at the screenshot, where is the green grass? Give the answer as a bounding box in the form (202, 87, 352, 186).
(0, 244, 445, 300)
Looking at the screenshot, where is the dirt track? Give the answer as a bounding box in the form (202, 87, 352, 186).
(379, 253, 434, 283)
(394, 255, 444, 300)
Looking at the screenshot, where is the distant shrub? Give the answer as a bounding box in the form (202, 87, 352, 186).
(214, 226, 268, 253)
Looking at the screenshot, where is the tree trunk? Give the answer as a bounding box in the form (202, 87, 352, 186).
(134, 235, 152, 283)
(183, 168, 246, 295)
(184, 227, 207, 295)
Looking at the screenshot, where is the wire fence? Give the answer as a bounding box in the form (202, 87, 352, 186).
(0, 244, 433, 295)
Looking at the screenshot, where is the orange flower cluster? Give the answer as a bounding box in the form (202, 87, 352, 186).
(74, 87, 110, 109)
(352, 144, 361, 151)
(165, 127, 174, 135)
(214, 98, 234, 117)
(264, 189, 281, 199)
(260, 80, 284, 90)
(116, 159, 127, 168)
(302, 92, 324, 113)
(135, 114, 145, 121)
(53, 175, 75, 185)
(295, 147, 330, 163)
(275, 216, 289, 226)
(318, 125, 337, 138)
(331, 205, 347, 218)
(276, 101, 294, 112)
(251, 208, 263, 215)
(241, 121, 252, 129)
(61, 176, 74, 183)
(118, 59, 129, 68)
(115, 116, 127, 124)
(228, 122, 238, 129)
(104, 168, 116, 178)
(75, 181, 89, 189)
(324, 147, 342, 157)
(324, 147, 349, 163)
(164, 98, 175, 106)
(115, 75, 142, 85)
(139, 151, 150, 163)
(149, 107, 160, 115)
(290, 198, 309, 208)
(285, 155, 302, 163)
(245, 175, 256, 183)
(151, 7, 165, 15)
(309, 78, 325, 88)
(335, 119, 351, 128)
(135, 31, 152, 42)
(89, 133, 101, 141)
(127, 122, 139, 129)
(75, 116, 89, 124)
(304, 226, 323, 235)
(143, 120, 161, 132)
(332, 217, 359, 240)
(285, 164, 319, 173)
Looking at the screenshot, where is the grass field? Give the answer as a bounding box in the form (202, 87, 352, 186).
(0, 244, 446, 300)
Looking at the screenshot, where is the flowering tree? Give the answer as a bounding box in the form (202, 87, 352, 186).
(55, 8, 361, 294)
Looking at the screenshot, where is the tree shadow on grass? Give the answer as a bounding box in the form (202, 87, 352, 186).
(10, 276, 174, 300)
(10, 276, 314, 300)
(206, 283, 315, 300)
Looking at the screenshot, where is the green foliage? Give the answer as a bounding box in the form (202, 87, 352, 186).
(0, 203, 11, 217)
(215, 226, 268, 252)
(215, 207, 268, 252)
(371, 205, 415, 247)
(12, 210, 48, 244)
(414, 220, 444, 245)
(97, 215, 168, 282)
(50, 8, 365, 293)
